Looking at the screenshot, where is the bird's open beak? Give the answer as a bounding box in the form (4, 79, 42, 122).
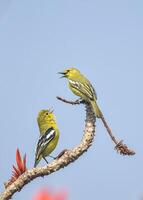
(49, 108, 54, 113)
(58, 72, 66, 78)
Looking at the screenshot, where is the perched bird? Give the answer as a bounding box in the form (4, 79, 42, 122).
(34, 109, 60, 167)
(59, 68, 102, 118)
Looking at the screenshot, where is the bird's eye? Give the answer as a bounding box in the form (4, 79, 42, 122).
(46, 113, 48, 115)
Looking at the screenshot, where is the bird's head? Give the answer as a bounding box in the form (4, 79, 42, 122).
(37, 109, 54, 125)
(59, 67, 81, 79)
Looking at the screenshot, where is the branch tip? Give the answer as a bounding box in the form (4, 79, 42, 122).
(56, 96, 85, 105)
(114, 140, 135, 156)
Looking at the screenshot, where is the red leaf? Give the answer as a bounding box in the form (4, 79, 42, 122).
(6, 148, 27, 188)
(12, 165, 21, 176)
(23, 154, 27, 171)
(16, 148, 24, 172)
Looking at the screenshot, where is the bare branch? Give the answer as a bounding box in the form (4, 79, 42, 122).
(100, 114, 135, 155)
(57, 96, 135, 156)
(56, 96, 84, 105)
(0, 103, 95, 200)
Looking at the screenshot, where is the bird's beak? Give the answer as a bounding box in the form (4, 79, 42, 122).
(49, 108, 54, 113)
(58, 72, 66, 78)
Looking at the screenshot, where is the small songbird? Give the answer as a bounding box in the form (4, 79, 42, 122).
(34, 109, 60, 167)
(59, 68, 102, 118)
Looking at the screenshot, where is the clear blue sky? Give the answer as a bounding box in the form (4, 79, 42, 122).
(0, 0, 143, 200)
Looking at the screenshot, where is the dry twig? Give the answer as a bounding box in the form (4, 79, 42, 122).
(57, 96, 135, 156)
(100, 113, 135, 155)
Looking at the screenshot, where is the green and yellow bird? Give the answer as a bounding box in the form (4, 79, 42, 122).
(59, 68, 102, 118)
(34, 109, 60, 167)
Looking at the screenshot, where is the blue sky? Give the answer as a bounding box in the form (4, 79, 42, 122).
(0, 0, 143, 200)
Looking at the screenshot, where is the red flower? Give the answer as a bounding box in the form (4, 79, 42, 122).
(33, 189, 67, 200)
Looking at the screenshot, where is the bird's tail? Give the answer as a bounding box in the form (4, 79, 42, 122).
(34, 158, 39, 168)
(91, 100, 102, 118)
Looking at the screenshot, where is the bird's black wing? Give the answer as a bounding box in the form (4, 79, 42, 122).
(35, 127, 56, 160)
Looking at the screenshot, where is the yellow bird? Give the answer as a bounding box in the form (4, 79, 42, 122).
(59, 68, 102, 118)
(34, 109, 60, 167)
